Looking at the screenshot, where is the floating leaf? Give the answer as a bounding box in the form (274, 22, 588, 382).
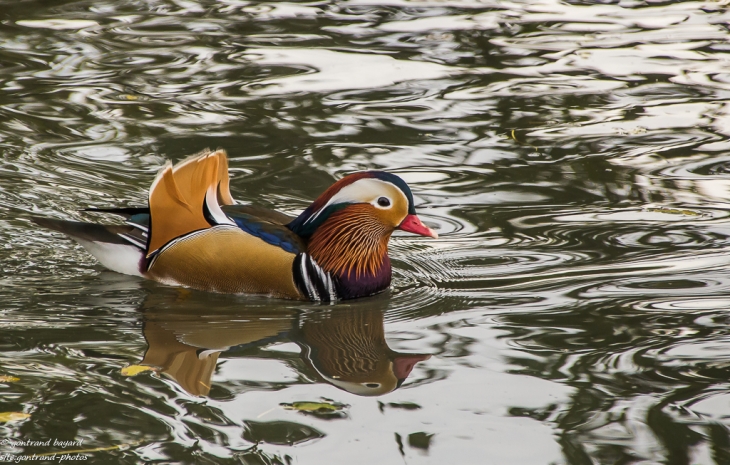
(408, 432, 434, 451)
(646, 207, 701, 216)
(279, 402, 348, 413)
(121, 365, 155, 376)
(120, 94, 138, 101)
(0, 412, 30, 423)
(0, 375, 19, 383)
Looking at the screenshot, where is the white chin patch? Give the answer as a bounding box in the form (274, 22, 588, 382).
(75, 239, 144, 277)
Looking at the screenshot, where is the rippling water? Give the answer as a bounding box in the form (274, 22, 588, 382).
(2, 0, 730, 463)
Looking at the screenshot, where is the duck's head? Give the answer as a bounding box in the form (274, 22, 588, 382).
(288, 171, 437, 240)
(288, 171, 437, 286)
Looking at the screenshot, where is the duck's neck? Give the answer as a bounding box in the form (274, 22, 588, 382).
(307, 208, 392, 299)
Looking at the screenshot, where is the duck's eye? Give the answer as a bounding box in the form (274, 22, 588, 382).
(377, 197, 391, 207)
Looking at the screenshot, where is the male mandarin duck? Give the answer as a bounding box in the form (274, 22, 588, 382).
(33, 149, 437, 301)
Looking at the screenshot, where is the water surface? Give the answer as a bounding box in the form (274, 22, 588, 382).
(2, 0, 730, 463)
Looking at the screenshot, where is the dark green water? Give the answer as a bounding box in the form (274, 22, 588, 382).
(2, 0, 730, 463)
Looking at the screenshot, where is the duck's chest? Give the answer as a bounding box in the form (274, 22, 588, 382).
(335, 256, 392, 300)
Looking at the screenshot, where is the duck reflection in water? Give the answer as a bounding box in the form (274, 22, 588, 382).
(138, 295, 430, 397)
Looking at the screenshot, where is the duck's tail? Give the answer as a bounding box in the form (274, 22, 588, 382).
(32, 148, 237, 275)
(31, 216, 146, 277)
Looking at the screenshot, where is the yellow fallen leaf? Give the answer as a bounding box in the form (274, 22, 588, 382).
(0, 412, 30, 423)
(281, 401, 347, 413)
(121, 365, 155, 376)
(646, 207, 701, 216)
(0, 375, 19, 383)
(121, 94, 138, 100)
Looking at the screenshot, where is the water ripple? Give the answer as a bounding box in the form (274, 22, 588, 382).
(3, 0, 730, 463)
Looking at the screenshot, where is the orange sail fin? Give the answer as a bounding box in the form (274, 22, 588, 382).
(147, 150, 231, 256)
(172, 148, 235, 206)
(216, 151, 235, 206)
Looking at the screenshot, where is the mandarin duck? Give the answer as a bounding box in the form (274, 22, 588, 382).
(33, 149, 437, 301)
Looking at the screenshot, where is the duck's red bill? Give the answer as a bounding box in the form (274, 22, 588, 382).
(398, 214, 438, 238)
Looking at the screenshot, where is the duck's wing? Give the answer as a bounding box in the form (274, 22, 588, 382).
(86, 205, 304, 255)
(224, 210, 305, 254)
(85, 176, 303, 259)
(144, 150, 304, 297)
(145, 149, 305, 257)
(86, 205, 295, 230)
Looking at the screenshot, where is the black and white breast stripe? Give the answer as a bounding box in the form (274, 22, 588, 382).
(293, 253, 339, 302)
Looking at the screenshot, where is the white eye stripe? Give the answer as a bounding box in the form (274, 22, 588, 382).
(305, 179, 404, 224)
